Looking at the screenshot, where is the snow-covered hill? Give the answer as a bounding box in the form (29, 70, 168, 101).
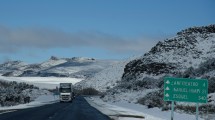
(77, 25, 215, 93)
(0, 61, 28, 76)
(0, 56, 117, 79)
(75, 25, 215, 113)
(100, 25, 215, 109)
(75, 56, 139, 92)
(122, 24, 215, 85)
(40, 56, 67, 68)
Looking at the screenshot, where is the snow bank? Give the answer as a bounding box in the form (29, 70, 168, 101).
(85, 96, 165, 120)
(0, 94, 59, 111)
(85, 96, 205, 120)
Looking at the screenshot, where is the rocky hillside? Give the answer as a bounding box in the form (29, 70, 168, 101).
(76, 25, 215, 94)
(0, 56, 117, 79)
(100, 25, 215, 105)
(122, 24, 215, 83)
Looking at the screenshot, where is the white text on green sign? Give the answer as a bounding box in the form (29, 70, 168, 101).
(164, 77, 208, 103)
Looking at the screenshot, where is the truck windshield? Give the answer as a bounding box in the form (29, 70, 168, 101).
(59, 88, 71, 93)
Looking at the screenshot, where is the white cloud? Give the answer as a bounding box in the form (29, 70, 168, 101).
(0, 25, 160, 54)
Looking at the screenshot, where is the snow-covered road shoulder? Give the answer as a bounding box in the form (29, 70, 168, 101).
(85, 96, 206, 120)
(0, 95, 59, 111)
(85, 96, 164, 120)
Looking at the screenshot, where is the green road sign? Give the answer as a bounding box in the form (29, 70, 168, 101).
(164, 77, 208, 103)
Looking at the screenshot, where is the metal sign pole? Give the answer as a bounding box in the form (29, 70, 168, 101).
(207, 103, 209, 120)
(196, 103, 199, 120)
(171, 101, 174, 120)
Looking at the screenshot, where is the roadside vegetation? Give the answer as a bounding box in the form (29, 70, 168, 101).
(0, 80, 44, 106)
(75, 87, 100, 96)
(137, 58, 215, 114)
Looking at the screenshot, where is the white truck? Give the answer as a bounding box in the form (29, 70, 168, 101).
(59, 83, 74, 102)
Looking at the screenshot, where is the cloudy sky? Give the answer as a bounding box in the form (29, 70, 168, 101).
(0, 0, 214, 63)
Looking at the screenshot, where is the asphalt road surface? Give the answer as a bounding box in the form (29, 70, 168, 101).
(0, 96, 110, 120)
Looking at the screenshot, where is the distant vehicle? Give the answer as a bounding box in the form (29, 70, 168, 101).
(59, 83, 74, 102)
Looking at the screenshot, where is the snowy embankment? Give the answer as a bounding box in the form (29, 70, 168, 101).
(0, 94, 59, 111)
(0, 75, 82, 89)
(85, 96, 205, 120)
(0, 75, 80, 110)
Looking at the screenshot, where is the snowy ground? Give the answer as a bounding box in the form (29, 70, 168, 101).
(0, 94, 59, 112)
(0, 75, 82, 89)
(85, 96, 162, 120)
(102, 89, 158, 103)
(85, 96, 213, 120)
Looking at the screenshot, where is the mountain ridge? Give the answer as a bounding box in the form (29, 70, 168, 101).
(0, 56, 118, 78)
(122, 24, 215, 83)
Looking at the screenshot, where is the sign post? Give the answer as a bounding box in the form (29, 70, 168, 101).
(164, 77, 208, 120)
(171, 101, 174, 120)
(196, 103, 199, 120)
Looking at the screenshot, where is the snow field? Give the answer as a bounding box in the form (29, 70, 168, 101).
(0, 75, 82, 89)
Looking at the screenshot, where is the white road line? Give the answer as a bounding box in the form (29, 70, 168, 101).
(0, 110, 17, 115)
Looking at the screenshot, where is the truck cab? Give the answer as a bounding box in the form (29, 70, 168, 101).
(59, 83, 74, 102)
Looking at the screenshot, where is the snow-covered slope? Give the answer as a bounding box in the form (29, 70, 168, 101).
(122, 24, 215, 82)
(79, 25, 215, 118)
(0, 61, 27, 69)
(76, 25, 215, 94)
(75, 56, 140, 92)
(75, 25, 215, 106)
(40, 56, 67, 68)
(99, 25, 215, 110)
(0, 56, 117, 79)
(0, 61, 28, 76)
(42, 57, 117, 78)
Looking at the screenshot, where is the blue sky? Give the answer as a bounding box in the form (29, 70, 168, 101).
(0, 0, 214, 63)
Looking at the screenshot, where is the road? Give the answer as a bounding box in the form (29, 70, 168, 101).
(0, 96, 110, 120)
